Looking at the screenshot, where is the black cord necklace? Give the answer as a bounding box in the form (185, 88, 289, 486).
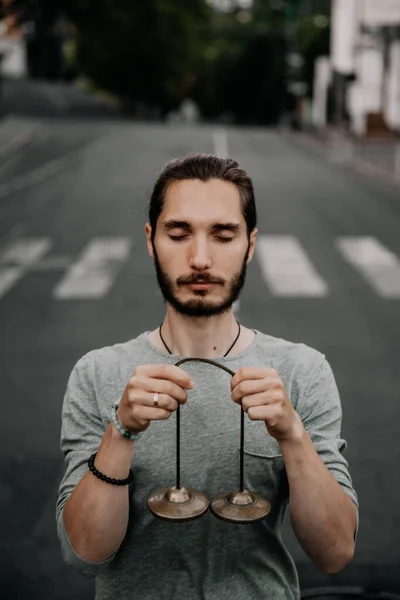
(159, 319, 241, 358)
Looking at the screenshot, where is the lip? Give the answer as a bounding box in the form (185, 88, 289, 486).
(187, 283, 215, 290)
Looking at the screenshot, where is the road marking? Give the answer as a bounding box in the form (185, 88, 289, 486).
(53, 237, 132, 299)
(336, 236, 400, 298)
(255, 235, 329, 297)
(0, 155, 74, 199)
(213, 128, 229, 157)
(0, 238, 52, 299)
(0, 238, 51, 265)
(0, 268, 21, 299)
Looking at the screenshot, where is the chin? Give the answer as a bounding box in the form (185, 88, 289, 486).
(177, 297, 234, 317)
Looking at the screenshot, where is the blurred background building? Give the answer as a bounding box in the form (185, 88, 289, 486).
(316, 0, 400, 137)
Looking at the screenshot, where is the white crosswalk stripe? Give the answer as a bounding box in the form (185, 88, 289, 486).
(0, 267, 21, 299)
(336, 236, 400, 298)
(53, 237, 132, 299)
(255, 235, 329, 297)
(0, 238, 52, 299)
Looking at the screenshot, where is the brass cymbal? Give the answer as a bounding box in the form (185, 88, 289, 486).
(148, 486, 210, 522)
(210, 489, 272, 523)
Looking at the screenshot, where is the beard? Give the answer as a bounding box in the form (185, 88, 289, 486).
(153, 244, 249, 317)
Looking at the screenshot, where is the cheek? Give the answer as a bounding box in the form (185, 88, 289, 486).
(218, 245, 247, 269)
(157, 243, 187, 274)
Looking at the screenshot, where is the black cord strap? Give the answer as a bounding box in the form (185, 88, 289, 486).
(173, 357, 245, 492)
(175, 356, 235, 377)
(88, 453, 133, 486)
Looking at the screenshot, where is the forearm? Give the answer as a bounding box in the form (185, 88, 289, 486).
(63, 422, 135, 563)
(279, 417, 357, 573)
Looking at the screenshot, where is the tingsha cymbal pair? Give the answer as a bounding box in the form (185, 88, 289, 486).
(147, 357, 272, 524)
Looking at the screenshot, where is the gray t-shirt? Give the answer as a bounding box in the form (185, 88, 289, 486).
(56, 330, 359, 600)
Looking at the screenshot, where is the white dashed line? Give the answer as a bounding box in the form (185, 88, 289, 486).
(53, 237, 132, 299)
(0, 238, 52, 299)
(255, 235, 329, 297)
(336, 236, 400, 298)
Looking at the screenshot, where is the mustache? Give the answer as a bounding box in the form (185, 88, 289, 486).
(177, 274, 225, 285)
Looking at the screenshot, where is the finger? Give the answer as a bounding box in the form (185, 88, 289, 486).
(136, 391, 180, 412)
(128, 406, 173, 428)
(135, 364, 194, 389)
(231, 378, 268, 403)
(133, 376, 188, 403)
(241, 392, 274, 411)
(242, 389, 285, 411)
(246, 404, 283, 423)
(231, 367, 276, 388)
(232, 377, 283, 403)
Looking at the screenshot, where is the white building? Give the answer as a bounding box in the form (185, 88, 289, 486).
(313, 0, 400, 135)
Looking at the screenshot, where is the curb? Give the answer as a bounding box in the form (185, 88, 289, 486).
(283, 131, 400, 189)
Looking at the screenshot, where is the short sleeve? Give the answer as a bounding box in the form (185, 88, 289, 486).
(299, 357, 359, 540)
(56, 353, 117, 576)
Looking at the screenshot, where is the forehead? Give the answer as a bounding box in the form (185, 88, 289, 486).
(161, 178, 244, 224)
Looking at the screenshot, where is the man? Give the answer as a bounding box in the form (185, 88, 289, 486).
(57, 153, 358, 600)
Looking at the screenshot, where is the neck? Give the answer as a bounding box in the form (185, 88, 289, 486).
(160, 307, 240, 359)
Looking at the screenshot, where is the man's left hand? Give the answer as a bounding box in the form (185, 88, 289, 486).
(231, 367, 303, 442)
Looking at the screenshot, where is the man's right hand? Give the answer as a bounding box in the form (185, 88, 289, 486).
(116, 364, 194, 434)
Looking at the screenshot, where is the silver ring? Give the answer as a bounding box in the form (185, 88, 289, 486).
(153, 392, 159, 408)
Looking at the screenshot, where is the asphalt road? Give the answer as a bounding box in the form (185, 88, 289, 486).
(1, 110, 400, 599)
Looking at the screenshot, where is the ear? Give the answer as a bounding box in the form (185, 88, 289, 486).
(145, 223, 154, 258)
(246, 228, 258, 263)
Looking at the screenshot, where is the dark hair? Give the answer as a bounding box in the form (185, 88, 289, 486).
(148, 153, 257, 243)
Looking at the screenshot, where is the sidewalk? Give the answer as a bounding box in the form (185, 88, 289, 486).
(0, 116, 41, 160)
(286, 126, 400, 187)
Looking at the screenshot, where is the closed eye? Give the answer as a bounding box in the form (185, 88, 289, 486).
(217, 236, 234, 242)
(169, 235, 234, 242)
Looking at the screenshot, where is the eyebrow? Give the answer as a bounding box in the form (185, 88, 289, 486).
(163, 220, 240, 233)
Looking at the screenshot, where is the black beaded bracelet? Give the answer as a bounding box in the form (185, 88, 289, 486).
(87, 453, 133, 486)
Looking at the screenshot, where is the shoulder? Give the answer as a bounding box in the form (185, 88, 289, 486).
(251, 330, 331, 413)
(79, 332, 151, 383)
(86, 335, 143, 364)
(253, 330, 325, 376)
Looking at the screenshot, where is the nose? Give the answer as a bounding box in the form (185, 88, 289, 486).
(188, 236, 212, 271)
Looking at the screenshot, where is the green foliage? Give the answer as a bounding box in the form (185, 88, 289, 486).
(70, 0, 211, 114)
(190, 10, 287, 123)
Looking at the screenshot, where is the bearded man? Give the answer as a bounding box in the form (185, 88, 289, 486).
(57, 153, 358, 600)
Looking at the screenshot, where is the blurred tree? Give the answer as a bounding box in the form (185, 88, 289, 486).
(67, 0, 211, 115)
(191, 7, 287, 124)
